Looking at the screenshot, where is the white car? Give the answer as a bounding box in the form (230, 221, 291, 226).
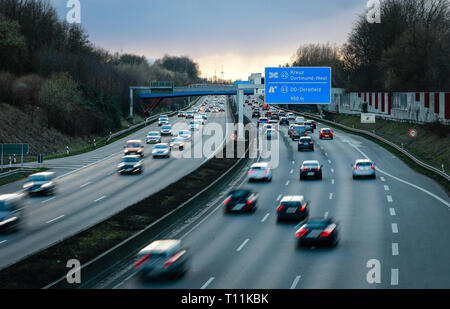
(189, 121, 199, 131)
(248, 162, 272, 182)
(169, 137, 185, 150)
(152, 143, 171, 158)
(194, 116, 205, 125)
(160, 125, 172, 136)
(178, 130, 191, 141)
(146, 131, 161, 144)
(295, 116, 305, 125)
(287, 113, 296, 121)
(265, 128, 277, 139)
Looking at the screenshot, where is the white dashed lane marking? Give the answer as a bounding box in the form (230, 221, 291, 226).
(387, 195, 393, 202)
(201, 277, 215, 289)
(392, 223, 398, 233)
(46, 215, 65, 224)
(236, 239, 250, 252)
(290, 275, 301, 289)
(392, 243, 399, 256)
(261, 213, 270, 222)
(384, 185, 390, 191)
(391, 269, 399, 286)
(389, 208, 396, 216)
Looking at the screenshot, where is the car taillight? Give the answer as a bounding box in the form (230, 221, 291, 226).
(310, 141, 314, 144)
(264, 169, 270, 174)
(320, 224, 336, 237)
(295, 226, 309, 237)
(246, 196, 255, 205)
(314, 168, 319, 171)
(277, 205, 284, 212)
(133, 254, 151, 269)
(370, 166, 375, 170)
(223, 197, 231, 205)
(164, 251, 184, 268)
(354, 166, 359, 170)
(300, 204, 306, 211)
(302, 168, 307, 172)
(248, 170, 255, 175)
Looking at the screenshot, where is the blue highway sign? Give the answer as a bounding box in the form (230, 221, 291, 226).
(265, 67, 331, 104)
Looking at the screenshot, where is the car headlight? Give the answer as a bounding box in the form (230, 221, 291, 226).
(41, 182, 52, 188)
(23, 182, 33, 189)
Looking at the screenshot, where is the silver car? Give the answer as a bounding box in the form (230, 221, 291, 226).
(134, 239, 189, 279)
(152, 143, 171, 158)
(169, 137, 185, 150)
(146, 131, 161, 144)
(352, 159, 376, 179)
(160, 125, 172, 136)
(23, 172, 56, 196)
(248, 162, 272, 182)
(178, 130, 191, 141)
(0, 193, 25, 232)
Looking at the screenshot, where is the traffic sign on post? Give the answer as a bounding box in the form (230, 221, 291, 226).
(265, 67, 331, 104)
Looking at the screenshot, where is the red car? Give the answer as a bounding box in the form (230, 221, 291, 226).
(265, 111, 271, 118)
(319, 128, 333, 139)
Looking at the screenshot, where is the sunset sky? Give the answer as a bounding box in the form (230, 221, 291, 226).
(51, 0, 367, 81)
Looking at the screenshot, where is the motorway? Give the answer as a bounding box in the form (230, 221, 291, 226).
(99, 96, 450, 289)
(0, 96, 231, 270)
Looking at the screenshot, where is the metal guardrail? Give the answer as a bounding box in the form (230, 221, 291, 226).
(0, 168, 38, 179)
(276, 106, 450, 182)
(106, 97, 201, 143)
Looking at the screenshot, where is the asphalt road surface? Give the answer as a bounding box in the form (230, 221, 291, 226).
(100, 97, 449, 289)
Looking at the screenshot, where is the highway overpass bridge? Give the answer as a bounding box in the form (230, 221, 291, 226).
(130, 83, 256, 118)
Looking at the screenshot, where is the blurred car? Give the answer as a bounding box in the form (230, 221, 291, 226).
(252, 110, 261, 118)
(189, 121, 200, 131)
(270, 112, 280, 120)
(0, 193, 25, 232)
(289, 125, 307, 140)
(22, 172, 56, 196)
(160, 125, 173, 136)
(279, 117, 289, 125)
(279, 111, 286, 117)
(158, 115, 169, 126)
(185, 111, 194, 119)
(265, 111, 272, 118)
(134, 239, 189, 279)
(178, 130, 191, 141)
(319, 128, 334, 139)
(352, 159, 376, 179)
(265, 128, 277, 139)
(222, 189, 258, 213)
(305, 120, 316, 130)
(201, 113, 208, 121)
(257, 117, 269, 127)
(300, 160, 323, 180)
(118, 155, 143, 174)
(152, 143, 171, 158)
(178, 111, 186, 118)
(298, 136, 314, 151)
(124, 140, 144, 157)
(194, 115, 205, 125)
(268, 120, 279, 130)
(295, 116, 305, 125)
(146, 131, 161, 144)
(304, 121, 314, 133)
(276, 195, 309, 222)
(169, 137, 185, 150)
(287, 113, 296, 121)
(295, 218, 339, 248)
(219, 106, 225, 111)
(204, 107, 211, 112)
(248, 162, 272, 182)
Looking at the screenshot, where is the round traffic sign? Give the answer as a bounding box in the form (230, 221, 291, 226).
(409, 129, 418, 138)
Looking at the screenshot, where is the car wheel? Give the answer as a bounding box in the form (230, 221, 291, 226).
(311, 147, 314, 151)
(320, 137, 323, 140)
(352, 175, 357, 179)
(298, 148, 301, 152)
(318, 174, 322, 180)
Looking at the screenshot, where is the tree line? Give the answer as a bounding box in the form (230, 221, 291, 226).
(0, 0, 202, 136)
(290, 0, 450, 92)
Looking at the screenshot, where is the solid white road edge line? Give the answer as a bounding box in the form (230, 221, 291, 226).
(236, 238, 249, 252)
(290, 275, 301, 289)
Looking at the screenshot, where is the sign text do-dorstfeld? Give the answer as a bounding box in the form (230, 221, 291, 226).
(265, 67, 331, 104)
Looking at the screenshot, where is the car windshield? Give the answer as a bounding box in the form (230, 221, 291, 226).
(171, 138, 183, 142)
(293, 126, 305, 132)
(303, 163, 319, 167)
(300, 137, 311, 141)
(155, 144, 168, 149)
(161, 126, 171, 130)
(230, 190, 250, 198)
(356, 162, 373, 167)
(127, 143, 141, 148)
(123, 157, 139, 163)
(305, 221, 328, 229)
(29, 175, 49, 182)
(281, 201, 302, 207)
(148, 132, 159, 136)
(322, 129, 331, 133)
(179, 131, 189, 135)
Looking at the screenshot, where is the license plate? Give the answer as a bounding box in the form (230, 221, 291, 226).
(307, 172, 314, 176)
(285, 207, 297, 214)
(306, 230, 322, 238)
